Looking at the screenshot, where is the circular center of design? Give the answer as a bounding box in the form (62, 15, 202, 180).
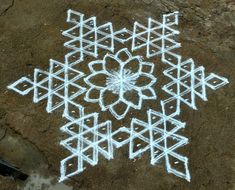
(106, 69, 138, 94)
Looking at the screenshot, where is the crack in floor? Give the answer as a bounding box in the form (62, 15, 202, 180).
(0, 0, 15, 16)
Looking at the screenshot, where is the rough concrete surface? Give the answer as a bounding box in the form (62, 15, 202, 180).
(0, 0, 234, 189)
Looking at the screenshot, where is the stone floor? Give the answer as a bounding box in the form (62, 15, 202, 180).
(0, 0, 234, 189)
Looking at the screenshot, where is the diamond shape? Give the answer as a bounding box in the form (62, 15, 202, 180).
(8, 77, 34, 95)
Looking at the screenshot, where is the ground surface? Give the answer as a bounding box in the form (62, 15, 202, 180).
(0, 0, 235, 190)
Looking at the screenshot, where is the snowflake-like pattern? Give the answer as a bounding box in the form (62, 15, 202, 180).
(7, 9, 229, 182)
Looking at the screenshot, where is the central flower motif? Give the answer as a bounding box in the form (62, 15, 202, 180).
(106, 69, 138, 94)
(84, 48, 157, 120)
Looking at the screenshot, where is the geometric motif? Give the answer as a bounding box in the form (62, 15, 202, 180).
(7, 10, 229, 182)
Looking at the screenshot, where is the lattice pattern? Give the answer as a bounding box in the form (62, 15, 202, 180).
(7, 9, 229, 183)
(60, 113, 113, 181)
(161, 50, 229, 117)
(129, 102, 190, 181)
(132, 12, 180, 58)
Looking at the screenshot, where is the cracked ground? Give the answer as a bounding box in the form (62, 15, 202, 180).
(0, 0, 235, 189)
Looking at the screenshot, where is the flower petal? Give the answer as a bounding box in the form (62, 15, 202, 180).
(88, 60, 104, 73)
(116, 48, 132, 62)
(104, 54, 120, 73)
(99, 88, 120, 110)
(122, 89, 142, 109)
(141, 88, 157, 99)
(84, 72, 109, 89)
(141, 62, 154, 74)
(135, 73, 157, 89)
(109, 100, 130, 120)
(84, 87, 101, 102)
(123, 57, 141, 73)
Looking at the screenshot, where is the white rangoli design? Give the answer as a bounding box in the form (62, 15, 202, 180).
(7, 10, 229, 183)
